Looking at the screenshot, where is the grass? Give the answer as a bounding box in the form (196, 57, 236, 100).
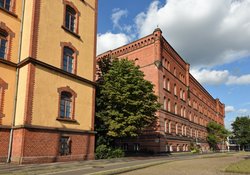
(225, 159, 250, 174)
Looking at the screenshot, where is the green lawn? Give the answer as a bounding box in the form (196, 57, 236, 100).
(225, 159, 250, 174)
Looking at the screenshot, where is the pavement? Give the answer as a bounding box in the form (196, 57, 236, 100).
(0, 152, 243, 175)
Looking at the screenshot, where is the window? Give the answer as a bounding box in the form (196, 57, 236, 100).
(167, 79, 170, 91)
(0, 78, 8, 119)
(174, 84, 177, 95)
(163, 97, 167, 110)
(174, 103, 177, 114)
(0, 29, 8, 59)
(58, 86, 77, 120)
(0, 0, 11, 11)
(60, 91, 72, 118)
(176, 123, 178, 134)
(183, 90, 185, 100)
(164, 120, 167, 133)
(176, 144, 180, 152)
(122, 143, 128, 151)
(133, 143, 140, 151)
(167, 99, 171, 112)
(163, 76, 166, 89)
(63, 0, 80, 35)
(65, 5, 76, 32)
(63, 47, 74, 73)
(59, 136, 71, 155)
(180, 88, 182, 99)
(61, 42, 78, 74)
(180, 106, 183, 116)
(168, 121, 172, 133)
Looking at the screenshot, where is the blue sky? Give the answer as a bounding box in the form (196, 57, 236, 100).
(97, 0, 250, 130)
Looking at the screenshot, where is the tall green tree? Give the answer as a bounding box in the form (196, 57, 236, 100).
(95, 57, 160, 146)
(231, 116, 250, 149)
(207, 121, 229, 150)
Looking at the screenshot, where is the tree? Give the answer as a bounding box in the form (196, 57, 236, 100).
(207, 121, 229, 150)
(231, 116, 250, 149)
(95, 57, 160, 146)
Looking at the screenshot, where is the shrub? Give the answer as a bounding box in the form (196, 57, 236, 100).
(109, 148, 124, 158)
(95, 145, 125, 159)
(95, 144, 110, 159)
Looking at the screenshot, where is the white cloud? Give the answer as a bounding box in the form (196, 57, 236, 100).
(135, 0, 250, 68)
(227, 74, 250, 85)
(111, 8, 128, 30)
(190, 69, 229, 85)
(191, 68, 250, 85)
(97, 32, 131, 55)
(225, 106, 235, 113)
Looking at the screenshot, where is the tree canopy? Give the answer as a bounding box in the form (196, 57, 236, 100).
(95, 57, 160, 146)
(206, 121, 229, 150)
(231, 116, 250, 147)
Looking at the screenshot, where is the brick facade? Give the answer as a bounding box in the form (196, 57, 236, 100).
(11, 127, 95, 164)
(0, 128, 10, 162)
(97, 28, 225, 153)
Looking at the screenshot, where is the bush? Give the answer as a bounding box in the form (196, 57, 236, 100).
(109, 148, 124, 158)
(95, 145, 110, 159)
(95, 145, 124, 159)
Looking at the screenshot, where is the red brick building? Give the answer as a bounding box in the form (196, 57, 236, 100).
(97, 28, 225, 153)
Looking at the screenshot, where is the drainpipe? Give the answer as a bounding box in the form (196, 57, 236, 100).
(7, 0, 26, 163)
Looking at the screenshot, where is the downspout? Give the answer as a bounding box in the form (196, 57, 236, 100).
(7, 0, 26, 163)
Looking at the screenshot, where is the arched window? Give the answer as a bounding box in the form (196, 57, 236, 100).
(174, 103, 177, 114)
(58, 86, 77, 120)
(167, 99, 171, 112)
(0, 0, 11, 11)
(174, 84, 177, 95)
(164, 119, 167, 133)
(0, 28, 8, 59)
(60, 91, 72, 118)
(168, 121, 172, 133)
(61, 42, 78, 74)
(0, 78, 8, 120)
(65, 5, 76, 32)
(176, 123, 178, 134)
(63, 1, 80, 34)
(180, 88, 182, 99)
(163, 76, 166, 89)
(163, 96, 167, 110)
(176, 144, 180, 152)
(167, 78, 170, 91)
(63, 47, 74, 73)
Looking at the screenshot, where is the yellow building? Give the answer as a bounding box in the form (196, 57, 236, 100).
(0, 0, 97, 164)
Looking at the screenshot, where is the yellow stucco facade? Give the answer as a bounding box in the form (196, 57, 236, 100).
(0, 0, 97, 164)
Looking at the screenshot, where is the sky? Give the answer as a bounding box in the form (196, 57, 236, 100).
(97, 0, 250, 130)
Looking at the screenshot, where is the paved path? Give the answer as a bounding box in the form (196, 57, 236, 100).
(121, 153, 249, 175)
(0, 152, 248, 175)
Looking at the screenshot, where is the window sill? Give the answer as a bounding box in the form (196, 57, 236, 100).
(0, 7, 18, 18)
(56, 117, 77, 123)
(163, 88, 171, 93)
(61, 25, 81, 39)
